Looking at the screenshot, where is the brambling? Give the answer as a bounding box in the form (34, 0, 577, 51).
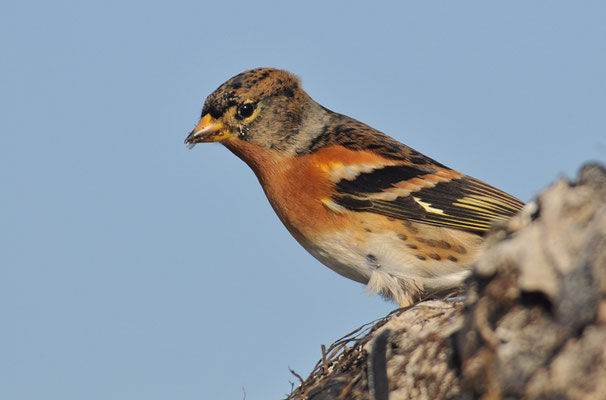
(185, 68, 524, 307)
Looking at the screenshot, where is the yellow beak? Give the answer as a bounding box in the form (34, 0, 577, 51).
(185, 114, 233, 147)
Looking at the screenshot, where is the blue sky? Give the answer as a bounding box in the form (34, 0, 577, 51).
(2, 1, 605, 399)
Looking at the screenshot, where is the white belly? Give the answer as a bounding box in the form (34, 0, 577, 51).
(299, 227, 478, 306)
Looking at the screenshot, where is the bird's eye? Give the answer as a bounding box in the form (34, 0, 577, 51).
(237, 103, 255, 119)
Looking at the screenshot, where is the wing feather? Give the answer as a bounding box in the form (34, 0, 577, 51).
(332, 164, 524, 234)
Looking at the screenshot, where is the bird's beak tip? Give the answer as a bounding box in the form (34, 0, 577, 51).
(184, 114, 232, 146)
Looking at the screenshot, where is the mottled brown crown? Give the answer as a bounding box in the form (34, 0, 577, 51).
(202, 68, 301, 120)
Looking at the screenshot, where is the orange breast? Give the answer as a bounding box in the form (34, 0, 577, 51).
(261, 155, 347, 242)
(223, 140, 350, 243)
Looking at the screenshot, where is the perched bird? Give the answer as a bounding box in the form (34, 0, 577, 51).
(185, 68, 524, 307)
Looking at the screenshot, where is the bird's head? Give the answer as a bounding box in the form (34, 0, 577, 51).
(185, 68, 329, 156)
